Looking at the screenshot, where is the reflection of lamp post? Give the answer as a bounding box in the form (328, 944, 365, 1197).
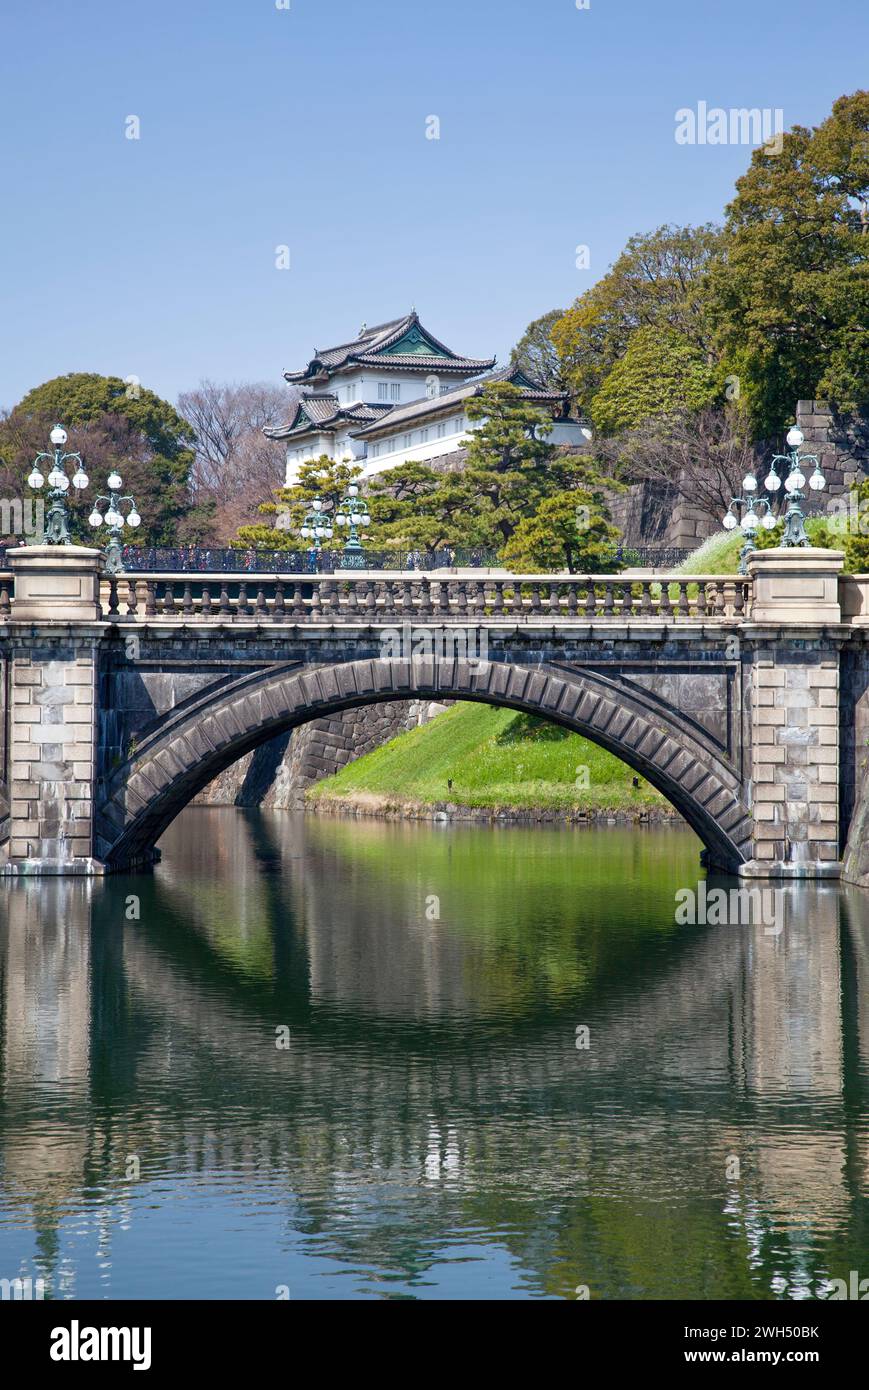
(299, 498, 333, 552)
(88, 470, 141, 575)
(335, 483, 371, 569)
(760, 425, 826, 548)
(723, 488, 778, 574)
(27, 423, 89, 543)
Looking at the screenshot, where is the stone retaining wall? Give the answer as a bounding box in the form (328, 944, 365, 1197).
(196, 698, 451, 809)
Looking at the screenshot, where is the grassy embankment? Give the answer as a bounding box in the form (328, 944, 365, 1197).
(307, 702, 668, 817)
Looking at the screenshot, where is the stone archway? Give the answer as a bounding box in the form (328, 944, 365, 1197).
(96, 657, 754, 872)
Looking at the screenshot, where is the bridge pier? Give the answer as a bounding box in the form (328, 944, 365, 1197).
(739, 549, 844, 879)
(2, 548, 106, 876)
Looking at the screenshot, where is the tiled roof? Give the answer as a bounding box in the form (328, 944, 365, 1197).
(351, 366, 566, 438)
(264, 393, 392, 440)
(283, 311, 494, 383)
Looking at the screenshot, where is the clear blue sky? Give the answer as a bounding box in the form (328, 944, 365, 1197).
(1, 0, 867, 413)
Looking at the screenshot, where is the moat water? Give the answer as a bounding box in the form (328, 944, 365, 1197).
(0, 810, 867, 1300)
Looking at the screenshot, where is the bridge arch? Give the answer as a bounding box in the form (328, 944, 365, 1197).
(96, 657, 754, 872)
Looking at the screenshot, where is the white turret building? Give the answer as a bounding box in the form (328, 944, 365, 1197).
(266, 311, 589, 485)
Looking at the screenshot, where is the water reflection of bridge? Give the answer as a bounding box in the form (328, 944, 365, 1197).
(1, 810, 868, 1298)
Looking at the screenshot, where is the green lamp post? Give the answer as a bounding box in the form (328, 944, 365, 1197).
(334, 483, 371, 570)
(88, 470, 141, 575)
(299, 498, 334, 553)
(760, 425, 826, 547)
(27, 424, 89, 544)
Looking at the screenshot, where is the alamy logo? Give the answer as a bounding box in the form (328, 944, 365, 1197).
(675, 103, 784, 154)
(50, 1320, 151, 1371)
(0, 1275, 46, 1300)
(380, 621, 489, 675)
(0, 498, 44, 540)
(675, 881, 784, 936)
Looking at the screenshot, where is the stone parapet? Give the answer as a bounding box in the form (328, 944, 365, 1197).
(8, 546, 104, 623)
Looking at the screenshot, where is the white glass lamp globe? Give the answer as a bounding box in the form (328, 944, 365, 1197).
(764, 470, 781, 491)
(88, 510, 103, 528)
(744, 509, 759, 530)
(762, 512, 777, 530)
(325, 526, 334, 539)
(742, 474, 758, 492)
(360, 512, 371, 526)
(786, 426, 804, 449)
(56, 473, 70, 492)
(72, 468, 88, 490)
(49, 424, 68, 447)
(107, 472, 123, 491)
(723, 511, 737, 531)
(48, 468, 65, 489)
(300, 526, 310, 539)
(27, 468, 44, 489)
(312, 499, 322, 512)
(348, 484, 359, 497)
(785, 470, 805, 492)
(105, 507, 123, 527)
(127, 509, 141, 528)
(809, 468, 826, 491)
(315, 525, 324, 538)
(336, 513, 346, 527)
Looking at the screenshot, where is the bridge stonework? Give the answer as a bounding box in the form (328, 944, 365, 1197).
(0, 545, 866, 885)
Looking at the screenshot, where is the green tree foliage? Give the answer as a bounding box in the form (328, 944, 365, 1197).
(588, 327, 720, 436)
(510, 309, 569, 391)
(1, 373, 200, 545)
(234, 456, 364, 549)
(500, 491, 620, 573)
(707, 91, 869, 436)
(551, 224, 722, 408)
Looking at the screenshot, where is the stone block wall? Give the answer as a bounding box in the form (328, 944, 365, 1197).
(796, 399, 869, 499)
(7, 640, 97, 865)
(749, 646, 840, 871)
(196, 698, 452, 810)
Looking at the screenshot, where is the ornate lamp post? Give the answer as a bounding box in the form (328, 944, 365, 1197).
(723, 488, 777, 574)
(760, 425, 826, 547)
(299, 498, 333, 557)
(27, 424, 89, 543)
(334, 483, 371, 569)
(723, 426, 826, 571)
(88, 470, 141, 574)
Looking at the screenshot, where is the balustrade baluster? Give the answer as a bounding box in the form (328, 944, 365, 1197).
(0, 583, 10, 619)
(696, 582, 708, 618)
(144, 580, 157, 618)
(640, 581, 652, 617)
(255, 586, 268, 617)
(603, 581, 614, 618)
(162, 585, 176, 617)
(237, 583, 250, 618)
(660, 581, 673, 620)
(201, 587, 212, 618)
(272, 581, 286, 621)
(677, 582, 690, 618)
(621, 581, 633, 618)
(292, 583, 305, 621)
(219, 583, 232, 619)
(182, 583, 193, 617)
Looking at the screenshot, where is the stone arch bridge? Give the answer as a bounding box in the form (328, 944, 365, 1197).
(2, 544, 869, 884)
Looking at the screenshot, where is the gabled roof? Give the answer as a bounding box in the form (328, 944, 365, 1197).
(351, 365, 566, 439)
(264, 392, 393, 441)
(283, 311, 495, 384)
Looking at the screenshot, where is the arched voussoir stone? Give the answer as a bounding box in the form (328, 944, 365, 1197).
(96, 658, 753, 872)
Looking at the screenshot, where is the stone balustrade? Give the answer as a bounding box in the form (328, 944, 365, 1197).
(97, 572, 752, 623)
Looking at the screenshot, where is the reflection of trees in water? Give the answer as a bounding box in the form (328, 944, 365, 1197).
(0, 809, 867, 1298)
